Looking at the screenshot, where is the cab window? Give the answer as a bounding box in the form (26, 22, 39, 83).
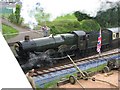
(80, 36, 86, 41)
(116, 33, 119, 39)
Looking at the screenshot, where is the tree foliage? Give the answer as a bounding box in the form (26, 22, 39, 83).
(94, 3, 119, 28)
(73, 3, 119, 28)
(8, 4, 23, 24)
(15, 4, 21, 24)
(54, 14, 77, 21)
(46, 18, 99, 34)
(46, 20, 81, 35)
(80, 19, 100, 32)
(74, 11, 92, 21)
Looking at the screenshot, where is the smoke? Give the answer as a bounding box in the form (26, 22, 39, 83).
(99, 0, 119, 12)
(40, 0, 120, 19)
(20, 0, 41, 30)
(20, 0, 120, 24)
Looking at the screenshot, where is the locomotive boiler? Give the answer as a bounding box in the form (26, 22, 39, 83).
(14, 28, 120, 72)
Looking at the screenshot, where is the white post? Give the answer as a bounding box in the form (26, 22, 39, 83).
(0, 32, 32, 89)
(0, 1, 2, 34)
(0, 20, 2, 34)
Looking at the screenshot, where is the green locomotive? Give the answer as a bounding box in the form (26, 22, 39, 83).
(14, 28, 120, 72)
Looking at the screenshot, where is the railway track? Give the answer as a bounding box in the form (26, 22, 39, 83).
(8, 41, 119, 75)
(33, 49, 119, 88)
(32, 48, 119, 76)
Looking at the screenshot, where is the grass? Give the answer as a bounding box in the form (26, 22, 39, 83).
(0, 13, 10, 19)
(44, 79, 58, 88)
(85, 64, 106, 72)
(2, 24, 19, 39)
(54, 13, 77, 21)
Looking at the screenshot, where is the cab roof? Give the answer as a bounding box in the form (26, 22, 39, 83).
(107, 27, 120, 33)
(72, 30, 86, 36)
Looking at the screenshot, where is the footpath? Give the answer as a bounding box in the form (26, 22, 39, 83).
(1, 18, 43, 43)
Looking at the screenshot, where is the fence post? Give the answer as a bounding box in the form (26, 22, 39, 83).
(0, 19, 2, 34)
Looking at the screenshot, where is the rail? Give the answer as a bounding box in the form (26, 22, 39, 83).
(34, 49, 119, 75)
(33, 54, 119, 88)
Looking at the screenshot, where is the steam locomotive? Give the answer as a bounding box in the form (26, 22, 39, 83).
(14, 28, 120, 72)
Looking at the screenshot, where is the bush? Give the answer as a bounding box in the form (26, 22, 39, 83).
(80, 19, 100, 32)
(47, 20, 81, 35)
(8, 13, 16, 23)
(46, 19, 100, 34)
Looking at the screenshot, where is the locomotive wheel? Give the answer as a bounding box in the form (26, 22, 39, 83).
(45, 49, 56, 55)
(77, 71, 89, 80)
(69, 75, 76, 84)
(103, 66, 110, 73)
(107, 60, 117, 70)
(58, 45, 69, 52)
(70, 45, 77, 51)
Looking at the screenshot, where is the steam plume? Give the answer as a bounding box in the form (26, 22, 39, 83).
(20, 0, 41, 30)
(20, 0, 120, 23)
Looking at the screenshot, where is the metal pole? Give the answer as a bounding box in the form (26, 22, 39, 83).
(90, 77, 118, 88)
(67, 55, 85, 77)
(74, 77, 86, 90)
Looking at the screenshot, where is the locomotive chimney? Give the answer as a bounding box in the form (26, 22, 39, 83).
(24, 35, 30, 41)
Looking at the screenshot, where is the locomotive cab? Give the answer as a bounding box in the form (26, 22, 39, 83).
(72, 31, 86, 50)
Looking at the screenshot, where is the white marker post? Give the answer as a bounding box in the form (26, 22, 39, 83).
(0, 32, 32, 89)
